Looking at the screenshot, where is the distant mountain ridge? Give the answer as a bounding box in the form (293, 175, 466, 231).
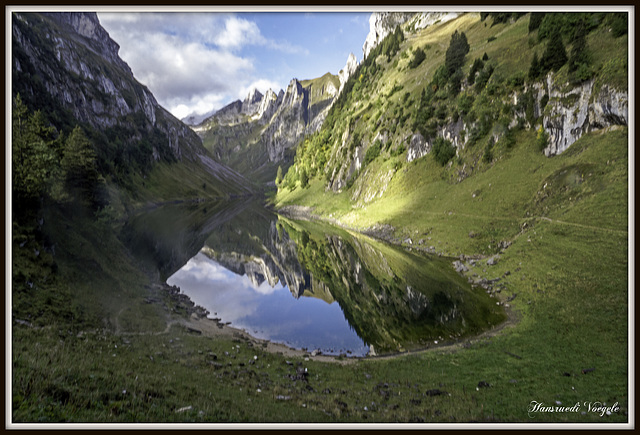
(193, 73, 341, 183)
(188, 11, 465, 185)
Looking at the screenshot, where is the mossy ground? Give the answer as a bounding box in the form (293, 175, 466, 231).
(273, 126, 630, 423)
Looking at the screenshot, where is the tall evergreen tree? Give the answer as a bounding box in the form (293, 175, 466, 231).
(568, 22, 588, 73)
(540, 27, 567, 73)
(62, 126, 106, 209)
(529, 12, 546, 32)
(528, 52, 541, 80)
(12, 95, 57, 202)
(445, 31, 470, 76)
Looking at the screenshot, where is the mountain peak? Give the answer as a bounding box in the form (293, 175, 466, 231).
(43, 12, 130, 72)
(339, 53, 359, 94)
(244, 88, 263, 105)
(362, 12, 413, 58)
(241, 88, 264, 117)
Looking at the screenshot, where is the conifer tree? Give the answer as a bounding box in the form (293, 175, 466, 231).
(540, 27, 567, 73)
(529, 12, 546, 32)
(12, 95, 57, 202)
(299, 167, 309, 189)
(62, 126, 106, 209)
(528, 52, 541, 80)
(445, 31, 470, 76)
(568, 22, 588, 73)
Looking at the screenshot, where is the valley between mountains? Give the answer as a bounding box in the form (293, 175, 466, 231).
(10, 10, 630, 424)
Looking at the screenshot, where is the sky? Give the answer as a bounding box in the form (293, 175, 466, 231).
(98, 11, 371, 120)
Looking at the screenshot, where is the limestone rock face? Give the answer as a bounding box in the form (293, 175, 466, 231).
(261, 79, 310, 162)
(407, 132, 429, 163)
(411, 12, 459, 31)
(541, 75, 628, 156)
(362, 12, 459, 59)
(362, 12, 414, 59)
(196, 73, 340, 180)
(338, 53, 359, 94)
(12, 12, 203, 161)
(241, 88, 264, 117)
(254, 88, 280, 123)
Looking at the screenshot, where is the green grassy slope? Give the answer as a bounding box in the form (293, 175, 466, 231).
(270, 11, 629, 423)
(11, 11, 629, 424)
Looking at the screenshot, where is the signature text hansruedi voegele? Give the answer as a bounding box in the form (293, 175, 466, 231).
(528, 400, 620, 418)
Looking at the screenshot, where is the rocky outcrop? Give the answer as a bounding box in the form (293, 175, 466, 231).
(254, 88, 281, 123)
(411, 12, 459, 31)
(196, 74, 339, 179)
(405, 74, 628, 166)
(241, 88, 263, 117)
(407, 132, 430, 162)
(338, 53, 359, 94)
(261, 79, 310, 162)
(539, 74, 628, 156)
(12, 12, 206, 162)
(362, 12, 459, 59)
(362, 12, 414, 59)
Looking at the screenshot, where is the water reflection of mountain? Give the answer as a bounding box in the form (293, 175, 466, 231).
(125, 200, 504, 355)
(200, 208, 337, 304)
(121, 199, 255, 280)
(199, 206, 505, 355)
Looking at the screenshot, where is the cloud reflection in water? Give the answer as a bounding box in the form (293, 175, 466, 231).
(167, 252, 370, 356)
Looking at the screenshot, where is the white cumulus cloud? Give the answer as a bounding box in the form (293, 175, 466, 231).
(97, 12, 299, 118)
(215, 16, 266, 49)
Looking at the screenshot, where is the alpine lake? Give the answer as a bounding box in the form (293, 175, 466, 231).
(122, 199, 506, 358)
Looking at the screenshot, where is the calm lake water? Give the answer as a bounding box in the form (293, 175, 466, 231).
(125, 199, 505, 357)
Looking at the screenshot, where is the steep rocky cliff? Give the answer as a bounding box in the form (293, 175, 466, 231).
(338, 53, 359, 94)
(403, 73, 629, 163)
(362, 12, 415, 58)
(196, 73, 339, 182)
(362, 12, 459, 58)
(12, 11, 253, 195)
(13, 12, 206, 162)
(538, 77, 628, 156)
